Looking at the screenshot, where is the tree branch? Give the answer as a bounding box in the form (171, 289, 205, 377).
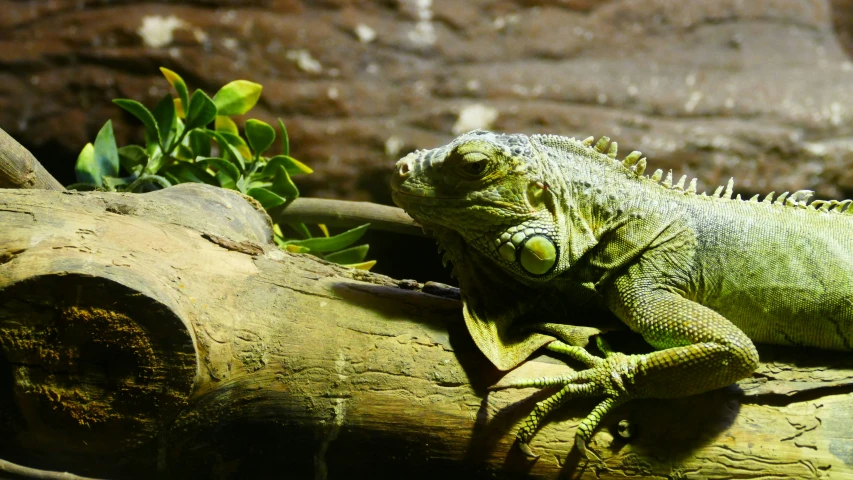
(0, 127, 65, 191)
(271, 197, 424, 236)
(0, 457, 103, 480)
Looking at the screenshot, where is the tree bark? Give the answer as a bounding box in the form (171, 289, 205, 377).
(1, 184, 853, 479)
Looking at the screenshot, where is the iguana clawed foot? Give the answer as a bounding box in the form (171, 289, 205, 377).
(488, 338, 632, 460)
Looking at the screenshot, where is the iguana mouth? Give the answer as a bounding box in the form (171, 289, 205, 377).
(392, 190, 518, 211)
(391, 189, 473, 207)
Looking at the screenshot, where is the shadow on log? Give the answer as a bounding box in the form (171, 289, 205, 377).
(2, 184, 853, 479)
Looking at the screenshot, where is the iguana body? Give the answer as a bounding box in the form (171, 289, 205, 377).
(390, 130, 853, 458)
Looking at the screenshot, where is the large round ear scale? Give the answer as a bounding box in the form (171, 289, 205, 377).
(518, 234, 557, 276)
(498, 242, 516, 263)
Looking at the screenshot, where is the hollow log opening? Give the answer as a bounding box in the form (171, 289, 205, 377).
(0, 274, 195, 475)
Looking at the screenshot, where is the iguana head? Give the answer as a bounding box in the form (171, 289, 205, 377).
(391, 130, 567, 282)
(390, 130, 612, 369)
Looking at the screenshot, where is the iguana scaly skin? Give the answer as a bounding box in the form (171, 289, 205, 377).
(389, 130, 853, 459)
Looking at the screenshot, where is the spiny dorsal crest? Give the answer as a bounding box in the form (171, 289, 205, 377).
(573, 135, 853, 215)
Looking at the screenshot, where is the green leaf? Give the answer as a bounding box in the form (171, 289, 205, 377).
(162, 172, 180, 187)
(289, 222, 312, 239)
(284, 156, 312, 175)
(278, 118, 290, 156)
(245, 119, 275, 158)
(265, 155, 313, 176)
(245, 179, 272, 191)
(145, 147, 167, 175)
(93, 120, 119, 180)
(269, 165, 299, 199)
(174, 97, 185, 119)
(74, 142, 98, 185)
(247, 187, 287, 209)
(145, 135, 159, 156)
(118, 145, 147, 175)
(236, 176, 247, 194)
(144, 130, 159, 155)
(173, 144, 194, 161)
(164, 163, 218, 185)
(284, 244, 310, 254)
(185, 89, 217, 131)
(219, 132, 252, 162)
(215, 173, 237, 190)
(196, 157, 239, 182)
(213, 80, 263, 116)
(284, 224, 370, 253)
(174, 116, 185, 145)
(323, 244, 369, 264)
(152, 93, 176, 152)
(160, 67, 189, 115)
(206, 129, 246, 171)
(197, 157, 239, 190)
(215, 115, 239, 135)
(188, 129, 211, 158)
(113, 99, 159, 146)
(343, 260, 376, 271)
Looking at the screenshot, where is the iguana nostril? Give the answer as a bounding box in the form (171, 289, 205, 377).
(391, 159, 414, 191)
(397, 161, 410, 176)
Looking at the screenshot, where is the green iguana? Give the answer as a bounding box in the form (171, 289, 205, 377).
(389, 130, 853, 459)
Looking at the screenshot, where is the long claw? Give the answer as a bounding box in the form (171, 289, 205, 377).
(575, 436, 602, 462)
(518, 441, 540, 459)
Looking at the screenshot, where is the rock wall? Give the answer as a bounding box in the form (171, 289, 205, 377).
(3, 0, 853, 202)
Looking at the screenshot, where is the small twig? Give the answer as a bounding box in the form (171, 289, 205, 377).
(271, 197, 425, 237)
(0, 457, 104, 480)
(0, 127, 65, 191)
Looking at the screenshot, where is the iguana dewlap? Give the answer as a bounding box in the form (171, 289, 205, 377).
(390, 130, 853, 459)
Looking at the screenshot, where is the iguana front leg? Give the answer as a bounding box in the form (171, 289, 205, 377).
(491, 274, 760, 459)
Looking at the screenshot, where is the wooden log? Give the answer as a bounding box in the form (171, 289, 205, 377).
(1, 184, 852, 479)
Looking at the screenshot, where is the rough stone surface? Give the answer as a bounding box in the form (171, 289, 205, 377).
(2, 0, 853, 203)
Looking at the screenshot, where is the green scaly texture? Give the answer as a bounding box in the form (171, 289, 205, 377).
(390, 130, 853, 459)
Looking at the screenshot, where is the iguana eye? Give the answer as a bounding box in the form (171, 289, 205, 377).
(459, 152, 490, 177)
(463, 160, 487, 176)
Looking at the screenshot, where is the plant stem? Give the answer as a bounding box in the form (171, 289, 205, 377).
(165, 125, 190, 157)
(127, 174, 172, 192)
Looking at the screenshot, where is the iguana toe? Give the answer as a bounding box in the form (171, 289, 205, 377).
(488, 372, 580, 391)
(518, 441, 540, 459)
(575, 436, 602, 462)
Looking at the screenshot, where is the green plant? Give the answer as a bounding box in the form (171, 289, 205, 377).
(71, 67, 374, 270)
